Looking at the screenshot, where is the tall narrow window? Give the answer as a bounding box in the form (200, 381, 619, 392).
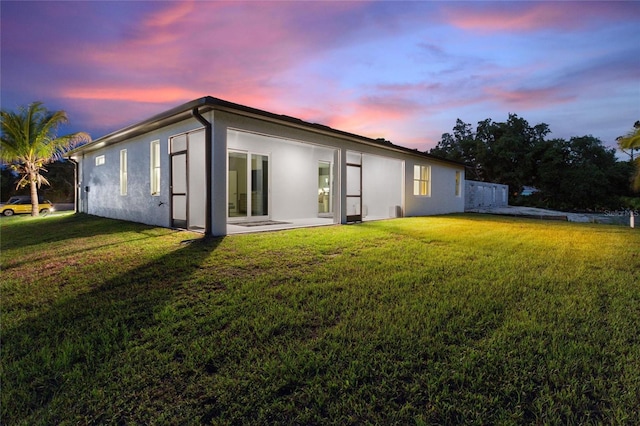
(413, 165, 430, 196)
(120, 149, 127, 196)
(150, 140, 160, 195)
(455, 171, 462, 196)
(318, 161, 332, 215)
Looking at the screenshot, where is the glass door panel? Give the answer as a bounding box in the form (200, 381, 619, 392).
(170, 153, 187, 228)
(346, 163, 362, 222)
(347, 164, 361, 196)
(228, 151, 269, 220)
(251, 154, 269, 217)
(228, 152, 247, 218)
(187, 130, 206, 231)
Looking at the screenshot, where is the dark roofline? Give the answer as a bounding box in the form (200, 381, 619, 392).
(67, 96, 464, 167)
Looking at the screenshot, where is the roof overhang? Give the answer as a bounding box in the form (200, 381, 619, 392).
(66, 96, 465, 168)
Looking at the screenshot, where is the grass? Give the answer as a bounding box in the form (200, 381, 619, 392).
(1, 212, 639, 425)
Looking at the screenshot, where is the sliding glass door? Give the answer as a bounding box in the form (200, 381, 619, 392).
(228, 150, 269, 220)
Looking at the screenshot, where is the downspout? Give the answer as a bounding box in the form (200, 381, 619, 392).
(68, 157, 78, 213)
(191, 107, 212, 236)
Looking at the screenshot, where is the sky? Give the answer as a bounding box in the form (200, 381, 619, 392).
(1, 1, 639, 154)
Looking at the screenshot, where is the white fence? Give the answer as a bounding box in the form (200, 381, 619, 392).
(465, 180, 509, 210)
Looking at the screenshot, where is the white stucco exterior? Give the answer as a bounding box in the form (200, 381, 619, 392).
(75, 119, 202, 228)
(69, 97, 465, 236)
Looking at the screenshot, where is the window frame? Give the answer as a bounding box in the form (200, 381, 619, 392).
(120, 149, 128, 196)
(413, 165, 431, 196)
(95, 155, 105, 166)
(150, 140, 161, 195)
(455, 170, 462, 197)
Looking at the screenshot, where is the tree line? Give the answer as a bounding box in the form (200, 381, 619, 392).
(429, 114, 638, 211)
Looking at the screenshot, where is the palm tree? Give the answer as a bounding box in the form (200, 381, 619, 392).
(0, 102, 90, 216)
(617, 121, 640, 191)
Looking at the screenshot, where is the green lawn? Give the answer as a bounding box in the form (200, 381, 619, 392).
(2, 213, 639, 425)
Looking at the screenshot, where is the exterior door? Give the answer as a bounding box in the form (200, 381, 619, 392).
(346, 151, 362, 222)
(228, 151, 269, 221)
(170, 129, 206, 231)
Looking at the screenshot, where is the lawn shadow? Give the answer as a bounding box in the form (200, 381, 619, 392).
(2, 235, 223, 423)
(0, 213, 175, 252)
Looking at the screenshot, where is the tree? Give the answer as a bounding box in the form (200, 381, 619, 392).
(474, 114, 549, 194)
(430, 114, 549, 193)
(431, 114, 632, 210)
(1, 165, 18, 201)
(617, 121, 640, 191)
(0, 102, 90, 216)
(564, 136, 619, 209)
(521, 135, 621, 210)
(431, 119, 482, 180)
(40, 160, 76, 202)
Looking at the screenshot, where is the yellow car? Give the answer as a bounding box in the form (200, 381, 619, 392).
(0, 196, 55, 216)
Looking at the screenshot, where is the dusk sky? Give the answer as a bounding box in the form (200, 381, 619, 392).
(2, 1, 639, 153)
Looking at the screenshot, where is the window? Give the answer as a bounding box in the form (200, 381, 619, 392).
(120, 149, 127, 195)
(455, 171, 462, 196)
(150, 140, 160, 195)
(413, 165, 430, 196)
(318, 161, 332, 215)
(95, 155, 105, 166)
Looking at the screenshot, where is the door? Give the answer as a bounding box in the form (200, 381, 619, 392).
(171, 153, 188, 228)
(228, 151, 269, 221)
(170, 129, 206, 231)
(346, 151, 362, 222)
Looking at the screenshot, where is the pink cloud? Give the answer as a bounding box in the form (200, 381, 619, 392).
(318, 95, 422, 137)
(75, 1, 367, 77)
(62, 86, 202, 104)
(53, 0, 371, 114)
(443, 2, 639, 33)
(484, 86, 576, 109)
(142, 0, 195, 28)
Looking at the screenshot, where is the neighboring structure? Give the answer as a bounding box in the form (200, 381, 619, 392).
(520, 186, 539, 197)
(464, 180, 508, 210)
(67, 96, 466, 236)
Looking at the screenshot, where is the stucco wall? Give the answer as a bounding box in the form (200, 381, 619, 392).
(403, 158, 465, 216)
(78, 119, 205, 227)
(361, 153, 403, 219)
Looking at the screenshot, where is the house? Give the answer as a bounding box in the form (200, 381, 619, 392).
(66, 96, 465, 236)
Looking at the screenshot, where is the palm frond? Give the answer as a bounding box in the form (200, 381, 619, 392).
(618, 127, 640, 150)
